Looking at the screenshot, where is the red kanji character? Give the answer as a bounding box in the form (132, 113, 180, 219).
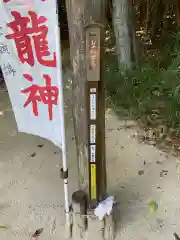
(21, 74, 59, 120)
(6, 11, 56, 67)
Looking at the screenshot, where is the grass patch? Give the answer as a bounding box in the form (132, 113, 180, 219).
(104, 31, 180, 133)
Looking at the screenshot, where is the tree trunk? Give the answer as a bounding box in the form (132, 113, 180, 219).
(139, 0, 146, 25)
(112, 0, 134, 69)
(145, 0, 150, 34)
(66, 0, 106, 200)
(129, 0, 139, 66)
(151, 0, 165, 41)
(176, 0, 180, 28)
(66, 0, 89, 195)
(105, 0, 113, 26)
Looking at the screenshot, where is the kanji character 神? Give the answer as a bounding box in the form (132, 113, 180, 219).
(5, 11, 56, 67)
(21, 74, 59, 120)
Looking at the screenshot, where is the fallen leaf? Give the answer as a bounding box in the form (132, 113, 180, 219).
(160, 170, 168, 178)
(37, 144, 44, 148)
(174, 233, 180, 240)
(156, 160, 162, 164)
(138, 170, 145, 176)
(30, 152, 36, 158)
(156, 218, 164, 228)
(0, 226, 9, 230)
(148, 200, 158, 213)
(0, 111, 4, 116)
(32, 228, 43, 238)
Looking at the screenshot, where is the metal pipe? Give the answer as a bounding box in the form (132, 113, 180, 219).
(55, 0, 71, 230)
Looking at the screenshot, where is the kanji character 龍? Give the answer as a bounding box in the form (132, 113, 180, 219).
(6, 11, 56, 67)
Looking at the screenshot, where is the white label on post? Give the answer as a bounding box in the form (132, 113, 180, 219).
(90, 94, 96, 120)
(90, 124, 96, 144)
(90, 88, 96, 93)
(90, 145, 96, 162)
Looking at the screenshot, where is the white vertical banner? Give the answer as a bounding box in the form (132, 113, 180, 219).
(0, 0, 64, 148)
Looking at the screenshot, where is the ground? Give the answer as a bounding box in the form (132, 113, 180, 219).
(0, 81, 180, 240)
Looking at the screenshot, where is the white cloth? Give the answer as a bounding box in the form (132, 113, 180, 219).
(94, 196, 115, 220)
(0, 0, 64, 148)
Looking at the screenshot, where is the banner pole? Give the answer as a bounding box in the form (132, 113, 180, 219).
(55, 2, 71, 236)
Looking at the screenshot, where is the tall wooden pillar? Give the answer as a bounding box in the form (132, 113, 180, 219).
(66, 0, 106, 206)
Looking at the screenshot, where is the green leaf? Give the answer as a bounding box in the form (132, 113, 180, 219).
(0, 226, 9, 230)
(148, 200, 158, 213)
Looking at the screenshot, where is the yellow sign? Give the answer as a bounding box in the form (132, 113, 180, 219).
(90, 164, 97, 199)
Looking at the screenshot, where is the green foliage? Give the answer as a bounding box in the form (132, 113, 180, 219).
(105, 31, 180, 130)
(165, 31, 180, 57)
(148, 200, 158, 213)
(0, 226, 9, 230)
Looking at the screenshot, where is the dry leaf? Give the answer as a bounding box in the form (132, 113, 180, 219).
(174, 233, 180, 240)
(30, 152, 36, 158)
(138, 170, 145, 176)
(160, 170, 168, 178)
(32, 228, 43, 238)
(156, 160, 162, 164)
(37, 144, 44, 148)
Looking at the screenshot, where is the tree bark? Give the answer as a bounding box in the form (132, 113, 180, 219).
(151, 0, 166, 41)
(139, 0, 146, 25)
(66, 0, 89, 195)
(112, 0, 134, 69)
(176, 0, 180, 27)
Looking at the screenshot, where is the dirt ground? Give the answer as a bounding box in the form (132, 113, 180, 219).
(0, 81, 180, 240)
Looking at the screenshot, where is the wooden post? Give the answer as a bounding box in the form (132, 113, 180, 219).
(66, 1, 115, 239)
(66, 0, 89, 196)
(86, 23, 106, 208)
(66, 0, 106, 203)
(86, 1, 107, 204)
